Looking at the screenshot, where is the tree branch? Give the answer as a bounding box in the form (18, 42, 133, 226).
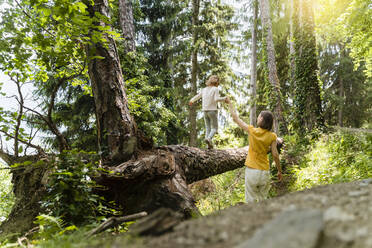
(0, 130, 45, 156)
(8, 74, 25, 158)
(87, 211, 147, 237)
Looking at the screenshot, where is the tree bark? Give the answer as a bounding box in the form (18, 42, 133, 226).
(189, 0, 200, 147)
(250, 0, 258, 126)
(86, 0, 138, 165)
(259, 0, 285, 134)
(118, 0, 136, 53)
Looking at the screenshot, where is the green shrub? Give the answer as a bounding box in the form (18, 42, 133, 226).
(195, 168, 245, 215)
(41, 150, 110, 226)
(290, 131, 372, 191)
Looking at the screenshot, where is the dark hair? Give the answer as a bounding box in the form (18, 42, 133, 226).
(258, 111, 274, 131)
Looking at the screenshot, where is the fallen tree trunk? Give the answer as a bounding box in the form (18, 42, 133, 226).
(97, 146, 248, 218)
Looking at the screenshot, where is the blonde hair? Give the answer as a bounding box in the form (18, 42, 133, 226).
(206, 75, 220, 86)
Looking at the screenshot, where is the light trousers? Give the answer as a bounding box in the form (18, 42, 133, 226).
(204, 110, 218, 140)
(245, 167, 271, 203)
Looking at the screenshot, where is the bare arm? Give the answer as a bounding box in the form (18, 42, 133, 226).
(226, 98, 250, 133)
(271, 140, 282, 181)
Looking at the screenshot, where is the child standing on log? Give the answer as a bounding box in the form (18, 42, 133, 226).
(189, 75, 226, 149)
(225, 97, 282, 203)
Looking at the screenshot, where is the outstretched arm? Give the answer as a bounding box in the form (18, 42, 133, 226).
(214, 88, 227, 102)
(189, 92, 202, 106)
(271, 140, 282, 181)
(226, 97, 250, 133)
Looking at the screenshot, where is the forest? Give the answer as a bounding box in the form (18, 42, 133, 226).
(0, 0, 371, 247)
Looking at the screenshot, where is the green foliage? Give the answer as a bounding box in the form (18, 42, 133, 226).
(339, 0, 372, 78)
(42, 150, 108, 226)
(319, 44, 370, 127)
(315, 0, 371, 128)
(3, 217, 107, 248)
(0, 164, 15, 223)
(136, 0, 237, 145)
(195, 168, 245, 215)
(290, 131, 372, 191)
(33, 81, 97, 152)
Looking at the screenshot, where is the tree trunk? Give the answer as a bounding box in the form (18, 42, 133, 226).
(189, 0, 200, 147)
(118, 0, 136, 53)
(259, 0, 285, 134)
(86, 0, 138, 165)
(293, 0, 323, 131)
(250, 0, 258, 126)
(338, 78, 344, 127)
(0, 157, 49, 236)
(289, 0, 295, 97)
(96, 145, 248, 217)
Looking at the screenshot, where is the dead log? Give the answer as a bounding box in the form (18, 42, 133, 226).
(96, 146, 248, 218)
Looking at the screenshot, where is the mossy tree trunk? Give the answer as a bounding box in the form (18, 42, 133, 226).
(293, 0, 324, 132)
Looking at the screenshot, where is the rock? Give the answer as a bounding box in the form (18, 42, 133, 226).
(359, 178, 372, 187)
(235, 210, 324, 248)
(348, 190, 369, 197)
(324, 206, 355, 222)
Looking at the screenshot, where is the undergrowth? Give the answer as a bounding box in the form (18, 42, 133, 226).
(289, 130, 372, 190)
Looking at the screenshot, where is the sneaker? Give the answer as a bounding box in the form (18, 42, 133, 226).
(205, 139, 214, 150)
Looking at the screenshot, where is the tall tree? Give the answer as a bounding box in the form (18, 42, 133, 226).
(258, 0, 285, 133)
(137, 0, 191, 145)
(319, 42, 369, 127)
(85, 0, 138, 164)
(118, 0, 136, 52)
(292, 0, 323, 132)
(250, 0, 258, 126)
(189, 0, 200, 147)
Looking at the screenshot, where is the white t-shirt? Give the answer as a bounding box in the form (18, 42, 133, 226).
(190, 86, 226, 111)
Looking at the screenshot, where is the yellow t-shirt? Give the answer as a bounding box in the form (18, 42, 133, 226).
(245, 125, 277, 171)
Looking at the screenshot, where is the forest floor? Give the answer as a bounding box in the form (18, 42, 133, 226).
(107, 178, 372, 248)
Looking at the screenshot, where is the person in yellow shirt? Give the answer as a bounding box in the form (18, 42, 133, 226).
(225, 97, 282, 203)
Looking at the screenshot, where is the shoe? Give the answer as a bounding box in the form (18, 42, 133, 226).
(205, 139, 214, 150)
